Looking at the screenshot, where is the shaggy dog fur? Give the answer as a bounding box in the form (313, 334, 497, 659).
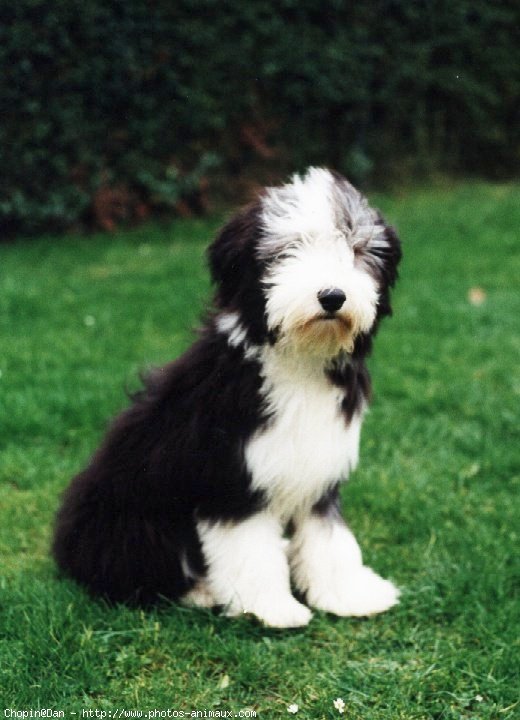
(53, 168, 402, 628)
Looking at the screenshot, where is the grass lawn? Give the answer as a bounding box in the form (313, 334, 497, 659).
(0, 183, 518, 718)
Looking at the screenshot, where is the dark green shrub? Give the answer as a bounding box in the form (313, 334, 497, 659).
(1, 0, 518, 235)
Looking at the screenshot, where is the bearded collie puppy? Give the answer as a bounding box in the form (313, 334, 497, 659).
(53, 168, 402, 627)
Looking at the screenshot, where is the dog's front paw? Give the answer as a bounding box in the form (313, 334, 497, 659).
(308, 566, 400, 617)
(256, 596, 313, 628)
(228, 595, 313, 628)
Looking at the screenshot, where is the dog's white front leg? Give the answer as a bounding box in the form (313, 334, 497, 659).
(290, 512, 400, 617)
(197, 512, 312, 628)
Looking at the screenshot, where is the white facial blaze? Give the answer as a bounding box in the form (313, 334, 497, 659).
(259, 168, 383, 357)
(264, 233, 378, 348)
(260, 168, 340, 247)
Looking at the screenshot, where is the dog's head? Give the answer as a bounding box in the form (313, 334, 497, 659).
(208, 168, 401, 358)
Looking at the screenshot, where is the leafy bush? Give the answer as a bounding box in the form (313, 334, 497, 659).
(1, 0, 518, 235)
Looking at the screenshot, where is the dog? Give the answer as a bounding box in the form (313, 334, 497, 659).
(53, 167, 402, 628)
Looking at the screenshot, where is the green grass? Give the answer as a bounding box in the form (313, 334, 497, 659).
(1, 184, 519, 718)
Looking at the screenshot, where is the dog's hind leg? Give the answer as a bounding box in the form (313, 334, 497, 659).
(181, 579, 216, 608)
(197, 512, 312, 628)
(289, 507, 400, 617)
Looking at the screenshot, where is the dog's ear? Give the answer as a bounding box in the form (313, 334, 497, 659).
(377, 219, 402, 289)
(207, 202, 263, 307)
(374, 218, 402, 318)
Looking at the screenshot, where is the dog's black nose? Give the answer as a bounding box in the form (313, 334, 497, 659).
(317, 288, 346, 313)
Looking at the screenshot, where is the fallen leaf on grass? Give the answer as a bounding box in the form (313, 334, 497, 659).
(468, 287, 486, 305)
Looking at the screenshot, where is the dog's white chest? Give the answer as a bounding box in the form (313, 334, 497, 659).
(245, 357, 363, 521)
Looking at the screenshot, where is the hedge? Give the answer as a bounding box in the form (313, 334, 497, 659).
(1, 0, 519, 235)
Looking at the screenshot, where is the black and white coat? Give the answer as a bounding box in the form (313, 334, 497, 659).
(53, 168, 402, 627)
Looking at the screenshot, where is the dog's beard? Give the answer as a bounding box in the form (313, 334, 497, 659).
(276, 313, 358, 357)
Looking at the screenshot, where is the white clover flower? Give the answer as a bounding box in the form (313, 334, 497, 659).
(287, 704, 299, 714)
(333, 697, 346, 714)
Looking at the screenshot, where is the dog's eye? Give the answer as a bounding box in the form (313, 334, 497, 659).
(275, 240, 302, 260)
